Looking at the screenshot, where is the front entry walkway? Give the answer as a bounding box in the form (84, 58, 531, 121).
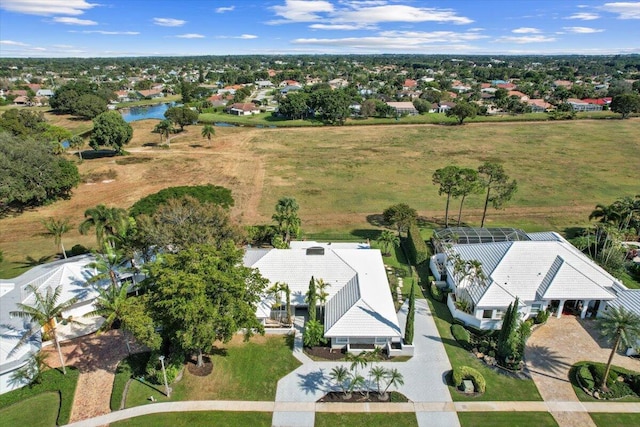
(525, 315, 640, 427)
(271, 299, 460, 427)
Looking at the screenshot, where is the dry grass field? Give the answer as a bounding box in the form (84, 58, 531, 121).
(1, 117, 639, 277)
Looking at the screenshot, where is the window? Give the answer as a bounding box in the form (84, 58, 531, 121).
(495, 309, 505, 319)
(335, 337, 348, 345)
(530, 303, 542, 314)
(482, 310, 493, 319)
(375, 337, 387, 345)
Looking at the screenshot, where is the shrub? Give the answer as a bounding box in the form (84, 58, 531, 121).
(535, 309, 550, 324)
(129, 184, 233, 217)
(145, 352, 185, 385)
(69, 244, 90, 257)
(406, 223, 429, 265)
(451, 324, 471, 349)
(430, 283, 445, 302)
(404, 282, 415, 345)
(452, 366, 486, 393)
(577, 365, 595, 390)
(303, 319, 327, 347)
(589, 364, 617, 388)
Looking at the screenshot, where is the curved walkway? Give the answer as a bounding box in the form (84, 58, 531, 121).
(526, 315, 640, 427)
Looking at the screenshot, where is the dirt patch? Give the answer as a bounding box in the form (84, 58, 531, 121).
(186, 356, 213, 377)
(305, 345, 347, 361)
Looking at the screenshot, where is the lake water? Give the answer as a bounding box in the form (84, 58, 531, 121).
(120, 102, 175, 122)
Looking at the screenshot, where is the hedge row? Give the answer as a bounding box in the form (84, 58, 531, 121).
(451, 324, 471, 350)
(406, 223, 429, 265)
(430, 283, 446, 303)
(129, 184, 234, 217)
(452, 365, 486, 393)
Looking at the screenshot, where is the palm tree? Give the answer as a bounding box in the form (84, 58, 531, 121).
(41, 217, 72, 259)
(376, 230, 399, 256)
(272, 197, 301, 244)
(79, 205, 128, 248)
(68, 135, 84, 160)
(597, 306, 640, 390)
(201, 124, 215, 145)
(346, 351, 369, 377)
(84, 279, 129, 332)
(154, 119, 174, 145)
(269, 282, 291, 325)
(370, 365, 387, 397)
(329, 365, 350, 398)
(10, 284, 78, 375)
(382, 368, 405, 398)
(315, 278, 330, 321)
(86, 243, 129, 291)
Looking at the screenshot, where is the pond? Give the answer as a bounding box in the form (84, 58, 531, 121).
(120, 102, 176, 122)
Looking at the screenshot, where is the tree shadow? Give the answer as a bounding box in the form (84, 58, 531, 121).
(81, 149, 118, 160)
(564, 227, 587, 239)
(525, 344, 572, 378)
(297, 368, 328, 394)
(142, 142, 160, 147)
(351, 229, 382, 240)
(18, 255, 54, 268)
(577, 318, 611, 350)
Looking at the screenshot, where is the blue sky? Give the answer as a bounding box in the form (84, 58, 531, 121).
(1, 0, 639, 57)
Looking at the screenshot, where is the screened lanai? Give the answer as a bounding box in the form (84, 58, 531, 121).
(432, 227, 531, 252)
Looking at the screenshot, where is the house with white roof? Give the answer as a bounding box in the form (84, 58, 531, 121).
(430, 229, 618, 330)
(243, 241, 402, 351)
(0, 255, 126, 394)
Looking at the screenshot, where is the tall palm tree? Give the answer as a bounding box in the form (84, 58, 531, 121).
(315, 278, 330, 321)
(86, 243, 130, 291)
(598, 306, 640, 390)
(84, 279, 129, 332)
(269, 282, 292, 325)
(272, 197, 301, 244)
(79, 205, 128, 248)
(201, 124, 215, 145)
(329, 365, 350, 397)
(41, 217, 72, 259)
(154, 119, 174, 145)
(10, 284, 78, 375)
(346, 351, 369, 377)
(370, 365, 387, 397)
(376, 230, 399, 256)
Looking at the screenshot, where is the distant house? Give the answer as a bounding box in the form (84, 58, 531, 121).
(437, 102, 456, 113)
(135, 89, 164, 99)
(280, 85, 303, 95)
(255, 80, 274, 88)
(228, 102, 260, 115)
(526, 99, 551, 112)
(329, 78, 348, 89)
(36, 89, 54, 97)
(402, 79, 418, 91)
(115, 90, 131, 103)
(582, 98, 611, 106)
(567, 98, 602, 112)
(243, 242, 402, 351)
(496, 82, 517, 90)
(508, 91, 529, 101)
(279, 79, 300, 88)
(208, 93, 233, 107)
(386, 101, 418, 116)
(553, 80, 573, 89)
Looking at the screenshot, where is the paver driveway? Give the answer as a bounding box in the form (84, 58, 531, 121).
(525, 315, 640, 427)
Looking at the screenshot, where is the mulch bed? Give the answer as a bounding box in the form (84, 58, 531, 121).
(318, 391, 409, 403)
(187, 356, 213, 377)
(305, 345, 347, 361)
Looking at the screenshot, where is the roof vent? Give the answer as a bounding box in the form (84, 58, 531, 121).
(306, 247, 325, 256)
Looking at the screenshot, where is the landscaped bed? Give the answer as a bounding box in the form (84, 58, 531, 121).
(318, 391, 409, 403)
(571, 361, 640, 402)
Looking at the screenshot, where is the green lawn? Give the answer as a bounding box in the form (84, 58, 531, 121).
(112, 352, 153, 410)
(0, 392, 60, 427)
(123, 335, 300, 408)
(0, 366, 79, 425)
(315, 412, 418, 427)
(458, 412, 558, 427)
(590, 412, 640, 427)
(111, 411, 272, 427)
(417, 266, 542, 402)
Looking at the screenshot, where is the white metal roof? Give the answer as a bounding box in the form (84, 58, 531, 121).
(448, 236, 618, 307)
(607, 289, 640, 316)
(245, 245, 401, 338)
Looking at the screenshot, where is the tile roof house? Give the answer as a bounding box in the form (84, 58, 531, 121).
(430, 230, 618, 330)
(135, 89, 164, 99)
(567, 98, 602, 112)
(228, 102, 260, 115)
(402, 79, 418, 90)
(386, 101, 418, 116)
(243, 242, 402, 350)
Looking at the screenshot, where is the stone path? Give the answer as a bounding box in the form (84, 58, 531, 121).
(525, 315, 640, 427)
(44, 330, 143, 423)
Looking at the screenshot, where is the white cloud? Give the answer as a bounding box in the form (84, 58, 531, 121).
(512, 27, 541, 34)
(53, 16, 97, 25)
(176, 33, 205, 39)
(153, 17, 186, 27)
(76, 30, 140, 35)
(332, 5, 473, 25)
(270, 0, 334, 23)
(0, 0, 97, 16)
(563, 26, 604, 33)
(566, 12, 600, 20)
(216, 6, 235, 13)
(601, 2, 640, 19)
(216, 34, 259, 39)
(0, 40, 29, 46)
(378, 30, 489, 42)
(32, 47, 47, 51)
(495, 35, 557, 44)
(309, 23, 373, 30)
